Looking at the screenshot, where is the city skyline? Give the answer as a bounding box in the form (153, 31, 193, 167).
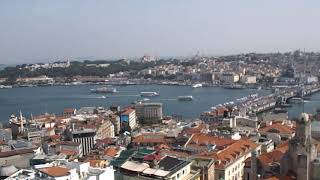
(1, 0, 320, 64)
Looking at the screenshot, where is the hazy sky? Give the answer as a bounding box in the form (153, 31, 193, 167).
(1, 0, 320, 64)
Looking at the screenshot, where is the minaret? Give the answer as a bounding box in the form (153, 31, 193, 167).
(19, 110, 24, 134)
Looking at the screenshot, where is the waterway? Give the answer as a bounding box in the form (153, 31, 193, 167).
(0, 85, 318, 122)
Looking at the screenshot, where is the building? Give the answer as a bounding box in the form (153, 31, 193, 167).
(135, 102, 163, 124)
(96, 119, 115, 139)
(118, 156, 200, 180)
(184, 134, 261, 180)
(281, 113, 318, 180)
(120, 108, 137, 130)
(0, 148, 39, 168)
(63, 108, 77, 117)
(258, 122, 295, 145)
(220, 72, 240, 83)
(200, 72, 215, 83)
(24, 126, 42, 143)
(0, 128, 12, 142)
(244, 141, 288, 179)
(241, 75, 257, 84)
(37, 166, 78, 180)
(69, 129, 96, 156)
(132, 133, 167, 147)
(109, 114, 121, 135)
(191, 157, 215, 180)
(16, 75, 54, 84)
(56, 141, 82, 157)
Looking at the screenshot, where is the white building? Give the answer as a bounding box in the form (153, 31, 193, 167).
(120, 108, 137, 130)
(70, 129, 96, 156)
(220, 73, 240, 83)
(135, 102, 163, 124)
(241, 75, 257, 84)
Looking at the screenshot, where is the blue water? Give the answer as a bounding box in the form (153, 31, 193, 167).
(0, 85, 318, 122)
(0, 85, 271, 122)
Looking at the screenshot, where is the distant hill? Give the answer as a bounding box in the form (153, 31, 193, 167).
(0, 59, 167, 80)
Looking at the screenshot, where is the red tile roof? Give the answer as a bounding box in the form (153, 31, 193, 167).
(198, 139, 259, 169)
(143, 153, 162, 161)
(104, 147, 119, 157)
(258, 150, 284, 166)
(121, 108, 135, 115)
(64, 108, 76, 113)
(259, 123, 294, 135)
(59, 149, 77, 156)
(181, 123, 207, 136)
(57, 141, 80, 146)
(185, 133, 235, 150)
(0, 148, 36, 158)
(133, 133, 166, 144)
(39, 166, 70, 177)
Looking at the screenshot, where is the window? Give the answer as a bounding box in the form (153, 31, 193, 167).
(177, 173, 180, 179)
(182, 170, 185, 174)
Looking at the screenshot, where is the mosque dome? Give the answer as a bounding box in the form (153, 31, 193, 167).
(0, 165, 18, 177)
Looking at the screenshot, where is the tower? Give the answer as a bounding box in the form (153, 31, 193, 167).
(19, 110, 24, 134)
(282, 113, 318, 180)
(250, 150, 258, 180)
(295, 113, 311, 144)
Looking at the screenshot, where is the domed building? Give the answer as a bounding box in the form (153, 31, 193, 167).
(0, 165, 18, 178)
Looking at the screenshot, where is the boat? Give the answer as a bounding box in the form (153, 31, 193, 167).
(281, 104, 292, 107)
(273, 107, 287, 113)
(142, 98, 150, 101)
(223, 84, 245, 89)
(192, 83, 202, 88)
(0, 85, 12, 89)
(140, 92, 159, 97)
(289, 97, 304, 103)
(91, 86, 117, 93)
(177, 96, 193, 101)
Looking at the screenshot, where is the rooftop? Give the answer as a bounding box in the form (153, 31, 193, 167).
(259, 123, 294, 135)
(104, 147, 120, 157)
(121, 108, 135, 115)
(57, 141, 80, 146)
(38, 166, 70, 177)
(199, 138, 259, 169)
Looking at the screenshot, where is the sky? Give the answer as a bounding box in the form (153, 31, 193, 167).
(1, 0, 320, 64)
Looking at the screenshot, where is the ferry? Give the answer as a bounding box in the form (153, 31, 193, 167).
(140, 92, 159, 97)
(0, 85, 12, 89)
(192, 83, 202, 88)
(177, 96, 193, 101)
(274, 107, 287, 114)
(91, 86, 117, 93)
(289, 97, 304, 103)
(223, 84, 245, 89)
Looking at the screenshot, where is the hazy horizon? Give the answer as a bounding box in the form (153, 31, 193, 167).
(1, 0, 320, 64)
